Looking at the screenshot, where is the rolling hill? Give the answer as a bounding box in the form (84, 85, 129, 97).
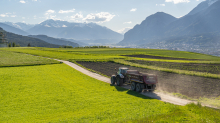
(28, 35, 79, 47)
(0, 27, 61, 48)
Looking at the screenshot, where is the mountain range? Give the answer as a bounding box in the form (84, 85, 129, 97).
(2, 22, 35, 31)
(27, 19, 123, 41)
(1, 20, 123, 45)
(1, 0, 220, 50)
(119, 0, 220, 46)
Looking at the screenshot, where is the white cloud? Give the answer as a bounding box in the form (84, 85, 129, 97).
(130, 8, 137, 12)
(0, 14, 8, 17)
(165, 0, 190, 4)
(45, 10, 55, 15)
(83, 12, 115, 23)
(11, 15, 16, 17)
(117, 27, 132, 34)
(156, 4, 166, 6)
(44, 10, 57, 19)
(71, 13, 83, 19)
(59, 9, 75, 14)
(32, 0, 37, 1)
(123, 21, 132, 24)
(62, 25, 67, 27)
(20, 0, 26, 3)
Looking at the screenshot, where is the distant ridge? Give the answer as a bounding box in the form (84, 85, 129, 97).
(0, 23, 29, 36)
(28, 35, 79, 47)
(2, 22, 35, 31)
(0, 27, 61, 48)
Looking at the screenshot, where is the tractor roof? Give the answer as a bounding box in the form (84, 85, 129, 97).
(119, 67, 129, 70)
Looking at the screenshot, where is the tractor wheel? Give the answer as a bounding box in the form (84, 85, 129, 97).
(116, 77, 123, 86)
(131, 82, 136, 91)
(111, 75, 116, 85)
(136, 83, 143, 92)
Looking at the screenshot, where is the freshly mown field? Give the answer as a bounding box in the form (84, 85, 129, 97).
(1, 64, 220, 122)
(0, 50, 59, 67)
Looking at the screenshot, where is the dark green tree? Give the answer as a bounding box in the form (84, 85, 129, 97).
(8, 43, 11, 47)
(27, 43, 31, 47)
(12, 42, 15, 47)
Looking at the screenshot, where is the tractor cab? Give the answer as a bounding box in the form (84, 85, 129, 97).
(118, 67, 129, 75)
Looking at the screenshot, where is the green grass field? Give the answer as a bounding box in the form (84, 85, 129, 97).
(1, 64, 220, 122)
(1, 47, 220, 61)
(1, 47, 220, 79)
(0, 50, 59, 67)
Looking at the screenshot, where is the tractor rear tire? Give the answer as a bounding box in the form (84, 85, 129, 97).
(136, 83, 143, 92)
(116, 77, 123, 86)
(111, 75, 116, 85)
(131, 82, 136, 91)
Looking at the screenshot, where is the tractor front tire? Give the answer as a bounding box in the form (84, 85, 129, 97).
(111, 75, 116, 85)
(116, 77, 123, 86)
(131, 82, 136, 91)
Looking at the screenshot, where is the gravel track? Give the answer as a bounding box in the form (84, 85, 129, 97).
(59, 60, 193, 106)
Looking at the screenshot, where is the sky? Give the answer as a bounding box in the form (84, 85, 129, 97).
(0, 0, 205, 33)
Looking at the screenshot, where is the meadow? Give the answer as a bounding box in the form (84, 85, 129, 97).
(0, 50, 59, 67)
(1, 63, 220, 122)
(1, 48, 220, 105)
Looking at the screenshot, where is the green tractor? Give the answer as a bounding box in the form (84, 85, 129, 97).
(111, 67, 129, 86)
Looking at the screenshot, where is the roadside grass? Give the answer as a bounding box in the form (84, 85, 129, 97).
(114, 59, 220, 79)
(0, 50, 59, 67)
(1, 64, 220, 122)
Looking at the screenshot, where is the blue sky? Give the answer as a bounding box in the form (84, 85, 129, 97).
(0, 0, 204, 33)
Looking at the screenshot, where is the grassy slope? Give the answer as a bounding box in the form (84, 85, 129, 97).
(0, 50, 59, 67)
(0, 64, 220, 122)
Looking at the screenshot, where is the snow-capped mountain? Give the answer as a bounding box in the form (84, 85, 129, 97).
(27, 19, 123, 41)
(39, 19, 71, 28)
(2, 22, 35, 31)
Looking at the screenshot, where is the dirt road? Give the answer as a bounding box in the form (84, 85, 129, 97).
(58, 60, 194, 106)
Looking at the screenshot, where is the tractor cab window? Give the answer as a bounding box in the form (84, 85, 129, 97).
(121, 69, 128, 74)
